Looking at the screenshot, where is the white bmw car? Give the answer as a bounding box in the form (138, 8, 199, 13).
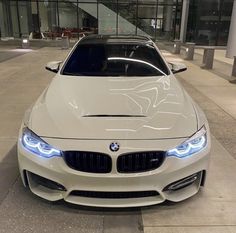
(17, 35, 211, 207)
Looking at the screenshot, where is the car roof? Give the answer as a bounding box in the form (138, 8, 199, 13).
(78, 35, 153, 45)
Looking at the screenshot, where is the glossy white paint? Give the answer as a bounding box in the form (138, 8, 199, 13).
(18, 130, 211, 207)
(27, 75, 197, 140)
(17, 37, 211, 207)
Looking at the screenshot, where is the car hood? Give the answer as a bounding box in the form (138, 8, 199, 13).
(27, 75, 197, 140)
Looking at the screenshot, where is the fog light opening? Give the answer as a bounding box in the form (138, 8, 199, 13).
(27, 171, 66, 191)
(163, 172, 202, 192)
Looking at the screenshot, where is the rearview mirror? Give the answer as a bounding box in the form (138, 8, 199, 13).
(45, 61, 62, 73)
(169, 62, 187, 74)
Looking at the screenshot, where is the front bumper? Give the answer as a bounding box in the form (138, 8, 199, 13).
(17, 136, 211, 208)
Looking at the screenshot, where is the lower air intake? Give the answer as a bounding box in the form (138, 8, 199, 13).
(70, 190, 159, 199)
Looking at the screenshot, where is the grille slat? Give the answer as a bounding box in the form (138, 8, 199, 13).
(70, 190, 159, 199)
(63, 151, 112, 173)
(64, 150, 165, 174)
(135, 153, 139, 171)
(117, 151, 165, 173)
(82, 152, 86, 171)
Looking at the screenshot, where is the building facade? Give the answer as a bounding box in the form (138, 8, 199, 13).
(187, 0, 233, 46)
(0, 0, 233, 45)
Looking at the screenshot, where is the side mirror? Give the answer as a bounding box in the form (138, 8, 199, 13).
(45, 61, 62, 73)
(169, 62, 187, 74)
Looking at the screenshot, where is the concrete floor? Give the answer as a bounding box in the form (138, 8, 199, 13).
(195, 49, 233, 65)
(0, 46, 236, 233)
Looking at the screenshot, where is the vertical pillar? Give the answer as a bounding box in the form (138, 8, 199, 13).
(226, 0, 236, 80)
(173, 39, 181, 54)
(36, 0, 41, 34)
(201, 47, 215, 70)
(229, 57, 236, 83)
(184, 42, 195, 60)
(180, 0, 189, 43)
(231, 57, 236, 77)
(47, 2, 57, 33)
(61, 36, 69, 49)
(226, 0, 236, 58)
(1, 0, 15, 38)
(163, 0, 173, 39)
(22, 36, 30, 49)
(0, 1, 4, 38)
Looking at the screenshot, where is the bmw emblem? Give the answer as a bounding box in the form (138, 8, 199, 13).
(110, 142, 120, 152)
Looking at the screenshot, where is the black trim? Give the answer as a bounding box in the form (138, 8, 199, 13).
(163, 171, 203, 192)
(23, 170, 29, 187)
(200, 170, 206, 186)
(63, 151, 112, 173)
(82, 114, 146, 118)
(70, 190, 159, 199)
(28, 172, 67, 191)
(117, 151, 166, 173)
(78, 34, 152, 45)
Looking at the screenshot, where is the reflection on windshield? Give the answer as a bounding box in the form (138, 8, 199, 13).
(107, 57, 167, 76)
(62, 43, 170, 77)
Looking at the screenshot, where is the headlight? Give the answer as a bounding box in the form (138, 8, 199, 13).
(167, 126, 207, 158)
(22, 127, 61, 158)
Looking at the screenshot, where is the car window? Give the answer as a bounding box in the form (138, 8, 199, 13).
(62, 43, 169, 77)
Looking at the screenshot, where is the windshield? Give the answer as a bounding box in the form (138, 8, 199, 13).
(62, 43, 169, 77)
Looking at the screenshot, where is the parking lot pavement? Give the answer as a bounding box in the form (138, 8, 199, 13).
(144, 227, 236, 233)
(0, 47, 236, 233)
(163, 50, 236, 160)
(0, 137, 235, 233)
(0, 176, 143, 233)
(141, 137, 236, 233)
(0, 47, 34, 63)
(0, 47, 68, 162)
(141, 50, 236, 233)
(0, 47, 142, 233)
(0, 178, 104, 233)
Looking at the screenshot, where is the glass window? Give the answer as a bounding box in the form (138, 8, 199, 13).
(10, 1, 20, 38)
(0, 1, 5, 37)
(137, 4, 157, 38)
(217, 0, 233, 46)
(98, 0, 117, 34)
(38, 1, 60, 39)
(78, 3, 98, 36)
(0, 0, 184, 42)
(0, 1, 18, 38)
(39, 1, 60, 39)
(187, 0, 233, 46)
(62, 43, 169, 76)
(58, 1, 78, 38)
(173, 5, 182, 39)
(118, 2, 137, 35)
(138, 0, 156, 4)
(18, 1, 30, 36)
